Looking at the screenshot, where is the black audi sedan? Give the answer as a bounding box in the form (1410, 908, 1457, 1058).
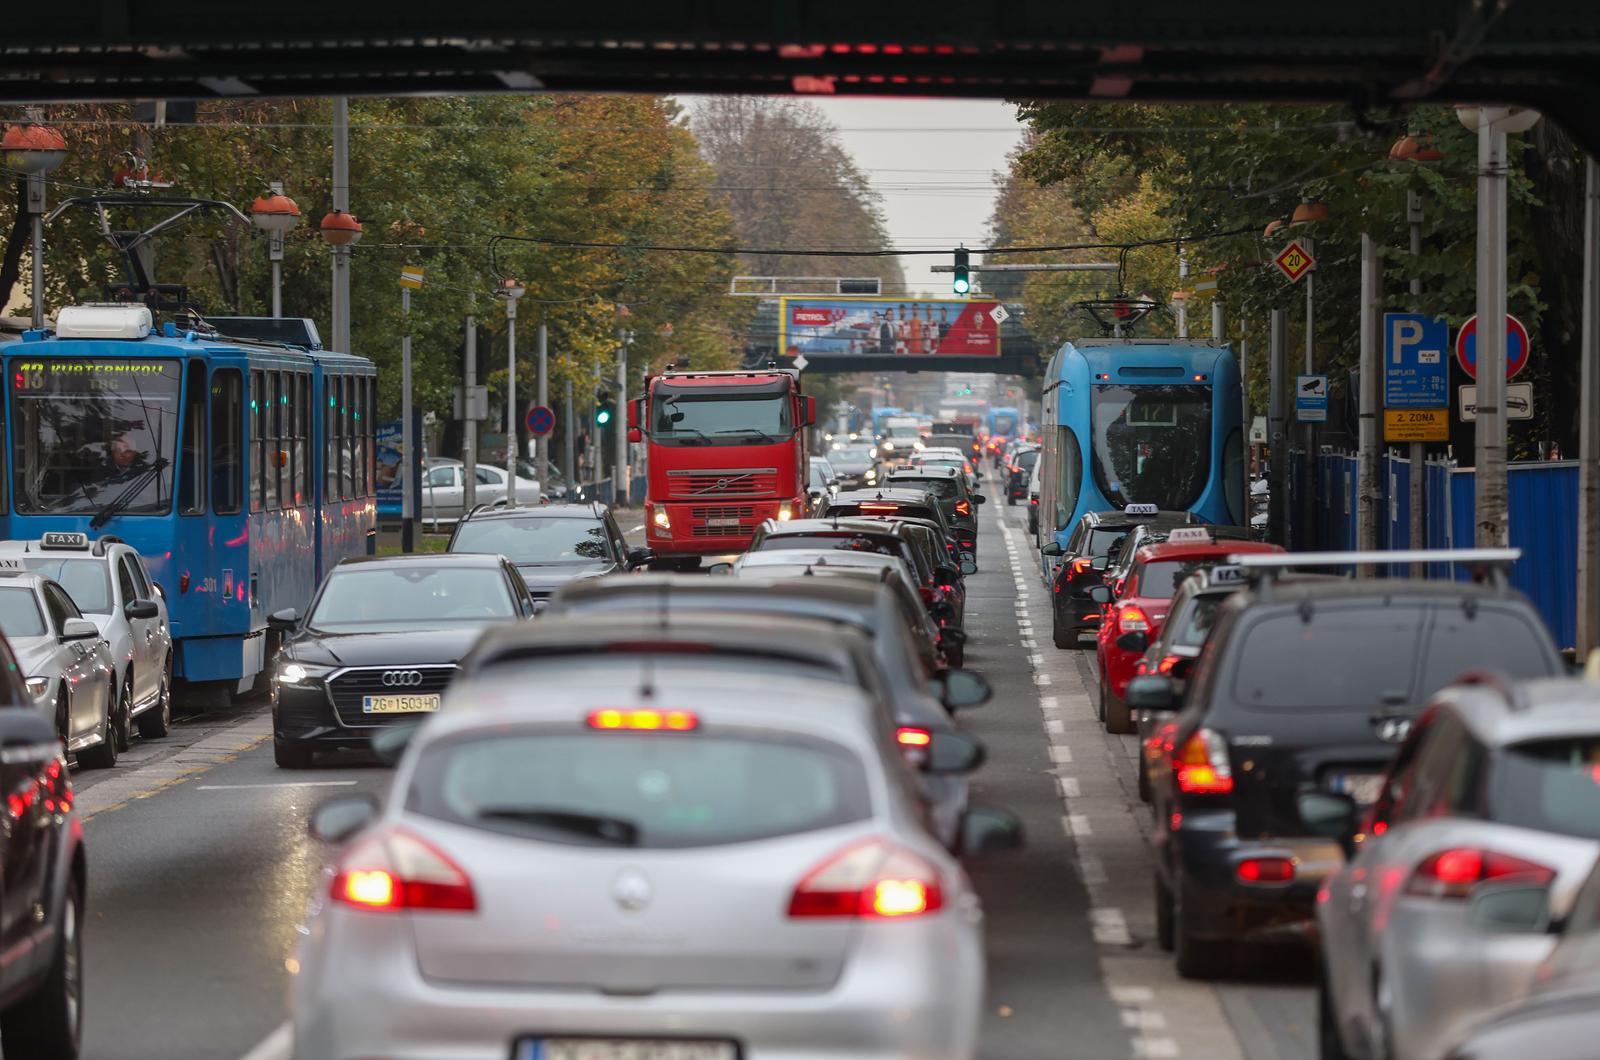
(446, 502, 649, 610)
(268, 553, 536, 768)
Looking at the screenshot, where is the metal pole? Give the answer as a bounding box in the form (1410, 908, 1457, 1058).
(1267, 309, 1288, 546)
(1211, 299, 1223, 342)
(1475, 110, 1511, 546)
(615, 331, 629, 505)
(401, 287, 415, 552)
(28, 180, 44, 331)
(1357, 232, 1381, 556)
(463, 300, 478, 510)
(268, 179, 284, 318)
(331, 97, 351, 353)
(1176, 248, 1189, 338)
(1408, 190, 1427, 574)
(1303, 237, 1316, 374)
(564, 377, 575, 492)
(537, 316, 550, 492)
(1302, 237, 1317, 551)
(505, 297, 518, 506)
(1578, 156, 1600, 654)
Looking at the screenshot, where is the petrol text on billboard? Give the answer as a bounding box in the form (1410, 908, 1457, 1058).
(778, 297, 1003, 358)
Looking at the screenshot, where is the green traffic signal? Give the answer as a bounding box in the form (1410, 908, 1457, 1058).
(596, 407, 612, 426)
(952, 248, 971, 295)
(594, 387, 614, 426)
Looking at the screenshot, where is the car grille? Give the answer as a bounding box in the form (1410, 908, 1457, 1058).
(667, 468, 779, 499)
(689, 504, 758, 537)
(326, 665, 457, 727)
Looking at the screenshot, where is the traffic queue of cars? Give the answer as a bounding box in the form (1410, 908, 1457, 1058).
(276, 479, 1018, 1059)
(1039, 494, 1600, 1058)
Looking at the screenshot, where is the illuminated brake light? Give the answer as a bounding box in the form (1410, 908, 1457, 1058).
(896, 726, 932, 747)
(860, 503, 899, 513)
(1405, 848, 1555, 900)
(1071, 557, 1094, 576)
(1157, 654, 1183, 674)
(1173, 729, 1233, 795)
(1117, 604, 1150, 633)
(588, 709, 698, 731)
(954, 501, 972, 517)
(1237, 858, 1295, 884)
(788, 838, 943, 919)
(330, 829, 477, 913)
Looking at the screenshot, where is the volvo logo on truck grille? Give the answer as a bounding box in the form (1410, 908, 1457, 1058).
(381, 670, 424, 687)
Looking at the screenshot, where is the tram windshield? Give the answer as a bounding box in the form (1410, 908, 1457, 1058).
(10, 359, 182, 516)
(1090, 384, 1213, 512)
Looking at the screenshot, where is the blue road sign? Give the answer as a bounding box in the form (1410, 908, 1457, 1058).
(1384, 313, 1450, 407)
(526, 405, 556, 437)
(1296, 374, 1328, 423)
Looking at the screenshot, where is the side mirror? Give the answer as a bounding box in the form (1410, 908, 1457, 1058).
(1469, 881, 1553, 934)
(59, 618, 98, 642)
(960, 806, 1024, 855)
(267, 607, 300, 632)
(626, 547, 653, 568)
(801, 396, 818, 427)
(308, 793, 380, 844)
(1090, 556, 1110, 572)
(1297, 791, 1360, 846)
(627, 427, 642, 444)
(959, 557, 978, 576)
(1088, 585, 1113, 604)
(937, 668, 992, 709)
(124, 599, 160, 620)
(926, 731, 985, 774)
(626, 396, 641, 430)
(1124, 674, 1176, 711)
(1116, 631, 1149, 653)
(1040, 542, 1063, 557)
(151, 582, 166, 600)
(973, 495, 986, 505)
(705, 562, 734, 575)
(370, 721, 420, 767)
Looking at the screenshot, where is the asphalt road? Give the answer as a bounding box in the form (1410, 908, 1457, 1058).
(62, 470, 1313, 1060)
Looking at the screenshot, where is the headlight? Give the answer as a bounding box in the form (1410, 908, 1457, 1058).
(777, 504, 794, 521)
(25, 676, 49, 700)
(914, 441, 926, 451)
(848, 432, 859, 440)
(864, 468, 877, 481)
(278, 662, 331, 685)
(882, 441, 894, 451)
(652, 508, 672, 530)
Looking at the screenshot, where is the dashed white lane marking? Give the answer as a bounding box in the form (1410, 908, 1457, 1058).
(1111, 986, 1157, 1005)
(629, 523, 645, 534)
(1045, 718, 1065, 735)
(1033, 673, 1053, 686)
(1091, 907, 1132, 945)
(1063, 812, 1093, 836)
(237, 1021, 292, 1060)
(197, 780, 357, 791)
(1048, 744, 1073, 764)
(1133, 1039, 1182, 1058)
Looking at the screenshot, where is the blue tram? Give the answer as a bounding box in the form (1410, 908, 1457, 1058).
(0, 304, 376, 694)
(1036, 337, 1245, 554)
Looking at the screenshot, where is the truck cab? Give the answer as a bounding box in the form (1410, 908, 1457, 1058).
(631, 368, 815, 564)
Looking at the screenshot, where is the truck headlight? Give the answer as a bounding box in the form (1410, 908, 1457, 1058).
(882, 441, 895, 451)
(652, 508, 672, 530)
(777, 505, 794, 521)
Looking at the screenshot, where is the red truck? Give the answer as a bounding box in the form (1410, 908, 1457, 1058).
(629, 367, 815, 567)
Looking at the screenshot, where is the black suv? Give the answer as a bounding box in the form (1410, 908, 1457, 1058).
(1129, 554, 1565, 979)
(1043, 508, 1199, 648)
(447, 502, 648, 608)
(885, 466, 983, 554)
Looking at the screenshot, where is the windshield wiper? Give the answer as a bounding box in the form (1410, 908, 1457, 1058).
(714, 429, 782, 444)
(90, 457, 169, 529)
(475, 807, 640, 846)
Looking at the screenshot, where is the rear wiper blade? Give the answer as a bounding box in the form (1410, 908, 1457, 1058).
(475, 807, 639, 846)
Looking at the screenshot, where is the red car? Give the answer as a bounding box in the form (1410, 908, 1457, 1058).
(1092, 531, 1284, 734)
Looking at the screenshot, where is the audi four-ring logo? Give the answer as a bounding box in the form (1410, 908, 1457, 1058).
(381, 670, 424, 687)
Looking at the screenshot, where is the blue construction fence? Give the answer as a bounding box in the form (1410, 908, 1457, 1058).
(1308, 453, 1579, 649)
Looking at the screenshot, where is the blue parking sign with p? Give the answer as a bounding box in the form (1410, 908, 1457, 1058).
(1384, 313, 1449, 408)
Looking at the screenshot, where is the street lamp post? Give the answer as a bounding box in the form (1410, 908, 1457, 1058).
(1390, 131, 1443, 572)
(2, 111, 67, 330)
(1289, 198, 1327, 549)
(318, 209, 363, 349)
(500, 278, 526, 506)
(249, 183, 300, 318)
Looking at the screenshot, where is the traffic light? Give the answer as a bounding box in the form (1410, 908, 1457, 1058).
(952, 248, 971, 295)
(594, 388, 615, 426)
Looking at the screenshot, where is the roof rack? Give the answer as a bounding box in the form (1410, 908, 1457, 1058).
(1228, 548, 1521, 594)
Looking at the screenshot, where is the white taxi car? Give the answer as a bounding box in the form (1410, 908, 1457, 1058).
(0, 570, 119, 767)
(0, 532, 173, 749)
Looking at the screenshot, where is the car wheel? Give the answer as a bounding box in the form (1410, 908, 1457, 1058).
(1007, 494, 1016, 506)
(0, 867, 83, 1059)
(1173, 872, 1232, 980)
(1318, 969, 1354, 1060)
(1138, 756, 1153, 803)
(1052, 611, 1076, 650)
(1155, 874, 1175, 952)
(112, 678, 133, 752)
(273, 737, 314, 769)
(54, 693, 69, 747)
(1096, 675, 1108, 722)
(137, 655, 172, 739)
(75, 687, 117, 770)
(1105, 682, 1134, 735)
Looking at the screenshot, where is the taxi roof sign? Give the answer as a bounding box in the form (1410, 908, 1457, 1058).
(1166, 527, 1213, 544)
(40, 532, 89, 550)
(1124, 503, 1160, 517)
(1208, 564, 1246, 584)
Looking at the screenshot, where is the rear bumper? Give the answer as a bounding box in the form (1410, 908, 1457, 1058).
(1167, 818, 1344, 942)
(295, 905, 985, 1060)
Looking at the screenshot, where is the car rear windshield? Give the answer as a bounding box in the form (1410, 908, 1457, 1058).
(451, 517, 609, 564)
(1488, 738, 1600, 840)
(831, 503, 936, 522)
(1016, 450, 1040, 469)
(1086, 528, 1130, 558)
(757, 535, 897, 556)
(1135, 559, 1221, 600)
(892, 478, 958, 499)
(407, 728, 872, 849)
(1172, 594, 1225, 648)
(11, 557, 112, 613)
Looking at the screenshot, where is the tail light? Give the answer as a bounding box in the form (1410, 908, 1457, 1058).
(1030, 497, 1038, 506)
(896, 726, 932, 747)
(1156, 654, 1183, 674)
(1117, 604, 1150, 633)
(588, 708, 698, 731)
(1173, 728, 1233, 795)
(918, 585, 945, 607)
(1405, 848, 1556, 900)
(1237, 857, 1295, 884)
(1071, 557, 1094, 576)
(954, 500, 972, 517)
(789, 837, 944, 919)
(331, 828, 477, 913)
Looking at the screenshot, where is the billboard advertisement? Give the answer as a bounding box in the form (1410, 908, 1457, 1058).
(376, 420, 404, 517)
(778, 297, 1002, 358)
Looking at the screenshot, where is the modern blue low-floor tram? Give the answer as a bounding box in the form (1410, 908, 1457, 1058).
(0, 305, 377, 695)
(1036, 337, 1245, 554)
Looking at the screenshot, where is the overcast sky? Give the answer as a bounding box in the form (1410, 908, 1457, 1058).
(805, 98, 1024, 298)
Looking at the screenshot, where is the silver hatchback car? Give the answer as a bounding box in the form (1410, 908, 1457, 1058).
(1316, 676, 1600, 1060)
(294, 665, 1017, 1060)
